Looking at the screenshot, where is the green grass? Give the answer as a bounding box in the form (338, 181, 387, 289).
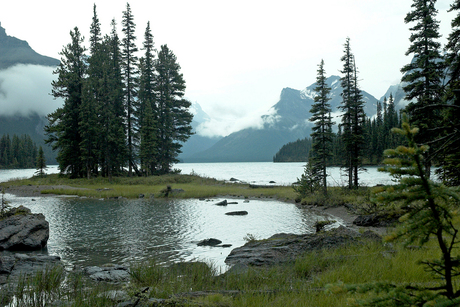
(0, 173, 298, 201)
(123, 238, 447, 306)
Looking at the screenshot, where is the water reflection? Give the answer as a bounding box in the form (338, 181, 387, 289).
(4, 195, 332, 270)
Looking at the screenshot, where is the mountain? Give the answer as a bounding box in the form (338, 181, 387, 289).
(0, 22, 59, 69)
(177, 102, 222, 160)
(182, 76, 379, 162)
(0, 23, 60, 163)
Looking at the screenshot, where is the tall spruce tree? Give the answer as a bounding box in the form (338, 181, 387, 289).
(138, 22, 157, 176)
(45, 27, 86, 178)
(437, 1, 460, 185)
(339, 38, 366, 189)
(106, 19, 128, 178)
(154, 45, 193, 174)
(80, 4, 102, 179)
(121, 3, 139, 176)
(401, 0, 444, 178)
(309, 59, 334, 196)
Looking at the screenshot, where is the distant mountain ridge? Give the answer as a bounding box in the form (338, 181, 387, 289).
(181, 76, 379, 162)
(0, 22, 60, 69)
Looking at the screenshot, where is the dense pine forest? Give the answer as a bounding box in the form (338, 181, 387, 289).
(45, 4, 193, 179)
(0, 134, 38, 169)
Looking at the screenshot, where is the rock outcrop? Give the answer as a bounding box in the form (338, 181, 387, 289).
(0, 253, 62, 284)
(0, 206, 49, 250)
(83, 265, 131, 283)
(225, 226, 376, 267)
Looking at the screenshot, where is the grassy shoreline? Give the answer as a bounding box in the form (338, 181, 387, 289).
(0, 173, 299, 202)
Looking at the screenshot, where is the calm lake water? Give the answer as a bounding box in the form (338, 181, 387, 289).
(0, 162, 392, 271)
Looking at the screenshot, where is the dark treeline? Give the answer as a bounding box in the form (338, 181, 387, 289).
(0, 134, 38, 169)
(45, 4, 193, 179)
(273, 138, 312, 162)
(273, 94, 401, 165)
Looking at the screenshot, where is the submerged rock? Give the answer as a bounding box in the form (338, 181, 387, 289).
(197, 238, 222, 246)
(225, 211, 248, 216)
(0, 206, 49, 251)
(214, 200, 227, 206)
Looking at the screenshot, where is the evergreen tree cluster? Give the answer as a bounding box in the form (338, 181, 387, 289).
(272, 138, 312, 162)
(0, 134, 38, 169)
(273, 96, 401, 167)
(45, 4, 193, 179)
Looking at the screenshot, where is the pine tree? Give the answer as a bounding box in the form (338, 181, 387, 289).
(309, 59, 334, 196)
(35, 146, 47, 177)
(154, 45, 193, 174)
(45, 27, 86, 178)
(401, 0, 445, 178)
(138, 22, 157, 176)
(346, 114, 460, 305)
(436, 1, 460, 185)
(105, 19, 128, 179)
(121, 3, 139, 176)
(80, 4, 103, 179)
(139, 99, 157, 175)
(339, 38, 366, 189)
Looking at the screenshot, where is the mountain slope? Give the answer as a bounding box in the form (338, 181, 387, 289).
(183, 76, 379, 162)
(0, 22, 59, 69)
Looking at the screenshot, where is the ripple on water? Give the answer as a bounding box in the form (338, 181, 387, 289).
(4, 195, 336, 270)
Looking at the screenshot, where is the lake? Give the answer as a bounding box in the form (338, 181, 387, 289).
(0, 162, 392, 271)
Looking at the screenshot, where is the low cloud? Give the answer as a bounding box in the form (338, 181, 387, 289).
(0, 64, 63, 117)
(195, 107, 279, 138)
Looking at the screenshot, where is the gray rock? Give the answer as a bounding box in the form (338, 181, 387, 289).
(84, 265, 130, 282)
(353, 213, 400, 227)
(197, 238, 222, 246)
(0, 209, 49, 251)
(0, 253, 62, 283)
(225, 211, 248, 216)
(225, 226, 361, 267)
(214, 200, 227, 206)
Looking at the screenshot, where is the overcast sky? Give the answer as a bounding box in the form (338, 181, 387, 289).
(0, 0, 456, 136)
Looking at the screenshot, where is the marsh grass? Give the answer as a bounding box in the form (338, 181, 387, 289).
(0, 265, 121, 307)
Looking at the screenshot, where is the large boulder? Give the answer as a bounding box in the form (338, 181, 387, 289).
(225, 226, 365, 267)
(0, 253, 62, 284)
(0, 206, 49, 250)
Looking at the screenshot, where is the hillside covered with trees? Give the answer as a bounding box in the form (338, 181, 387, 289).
(0, 134, 38, 169)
